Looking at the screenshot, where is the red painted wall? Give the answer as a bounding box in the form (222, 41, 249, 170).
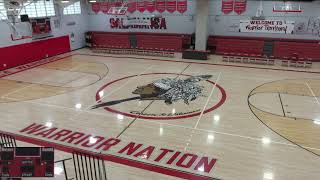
(0, 36, 71, 71)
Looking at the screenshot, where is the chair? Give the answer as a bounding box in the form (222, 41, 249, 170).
(157, 49, 164, 57)
(137, 47, 145, 55)
(268, 59, 275, 65)
(168, 51, 175, 58)
(267, 56, 275, 65)
(260, 58, 268, 65)
(235, 56, 242, 63)
(297, 58, 305, 68)
(306, 58, 313, 68)
(249, 54, 256, 63)
(162, 50, 168, 57)
(229, 53, 235, 62)
(153, 50, 159, 56)
(281, 57, 290, 67)
(242, 54, 249, 63)
(222, 56, 229, 62)
(290, 59, 297, 67)
(255, 58, 263, 64)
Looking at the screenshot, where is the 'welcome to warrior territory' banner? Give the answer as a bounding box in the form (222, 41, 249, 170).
(239, 20, 295, 34)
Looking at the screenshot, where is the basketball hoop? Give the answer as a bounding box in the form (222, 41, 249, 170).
(252, 0, 265, 20)
(4, 0, 33, 41)
(107, 2, 128, 15)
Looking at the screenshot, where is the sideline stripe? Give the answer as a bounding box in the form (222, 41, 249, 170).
(0, 130, 220, 180)
(76, 53, 320, 74)
(1, 52, 319, 80)
(278, 93, 286, 117)
(0, 53, 73, 78)
(305, 82, 320, 106)
(194, 72, 222, 129)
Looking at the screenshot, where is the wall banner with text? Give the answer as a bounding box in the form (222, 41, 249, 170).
(239, 20, 295, 34)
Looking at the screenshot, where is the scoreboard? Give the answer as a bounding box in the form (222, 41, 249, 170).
(0, 147, 54, 178)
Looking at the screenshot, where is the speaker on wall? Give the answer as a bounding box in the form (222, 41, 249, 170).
(20, 14, 29, 22)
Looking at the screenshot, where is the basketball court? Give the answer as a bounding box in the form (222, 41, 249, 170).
(1, 50, 320, 180)
(1, 0, 320, 180)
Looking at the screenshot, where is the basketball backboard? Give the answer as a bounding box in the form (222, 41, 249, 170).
(3, 0, 33, 41)
(10, 21, 32, 41)
(273, 1, 303, 13)
(107, 6, 128, 15)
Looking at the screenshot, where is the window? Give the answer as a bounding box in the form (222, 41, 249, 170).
(21, 0, 55, 18)
(0, 0, 7, 20)
(63, 1, 81, 15)
(45, 0, 55, 16)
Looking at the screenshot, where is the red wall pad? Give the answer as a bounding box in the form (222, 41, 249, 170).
(135, 32, 186, 51)
(90, 32, 190, 52)
(215, 38, 264, 55)
(209, 36, 320, 61)
(0, 36, 71, 71)
(273, 41, 320, 60)
(92, 32, 131, 49)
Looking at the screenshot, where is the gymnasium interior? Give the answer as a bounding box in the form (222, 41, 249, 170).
(0, 0, 320, 180)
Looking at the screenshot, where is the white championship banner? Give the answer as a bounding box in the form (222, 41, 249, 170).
(239, 20, 295, 34)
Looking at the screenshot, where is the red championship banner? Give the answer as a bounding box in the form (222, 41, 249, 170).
(127, 0, 137, 13)
(92, 2, 101, 14)
(177, 0, 187, 14)
(156, 0, 165, 13)
(221, 0, 234, 14)
(234, 0, 247, 15)
(166, 0, 177, 13)
(137, 0, 145, 12)
(100, 2, 109, 14)
(145, 0, 156, 13)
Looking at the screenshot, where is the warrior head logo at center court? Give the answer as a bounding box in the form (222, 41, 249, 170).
(91, 75, 212, 109)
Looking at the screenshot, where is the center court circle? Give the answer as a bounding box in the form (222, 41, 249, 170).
(95, 73, 226, 120)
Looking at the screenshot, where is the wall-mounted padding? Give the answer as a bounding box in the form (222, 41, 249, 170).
(0, 36, 71, 71)
(90, 31, 191, 52)
(209, 35, 320, 60)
